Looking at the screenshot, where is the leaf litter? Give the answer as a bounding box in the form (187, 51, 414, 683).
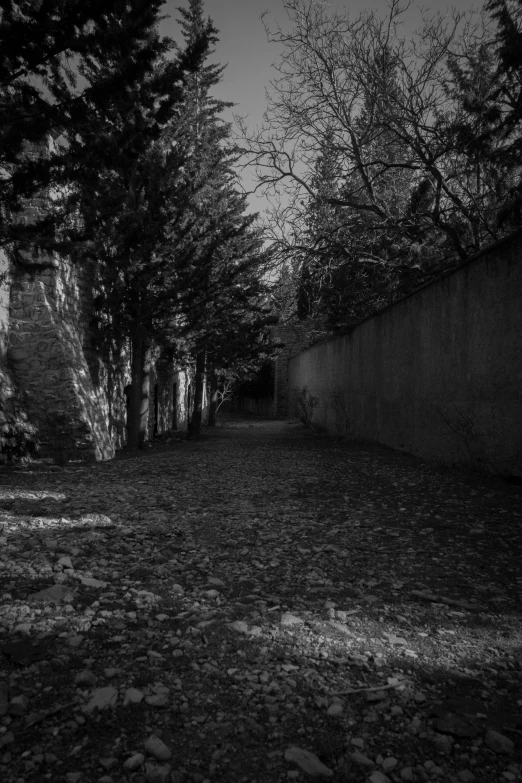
(0, 416, 521, 783)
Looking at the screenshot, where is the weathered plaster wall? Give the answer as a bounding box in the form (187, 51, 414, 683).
(288, 232, 522, 476)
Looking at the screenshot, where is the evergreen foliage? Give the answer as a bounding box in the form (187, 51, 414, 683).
(0, 0, 175, 267)
(157, 0, 276, 436)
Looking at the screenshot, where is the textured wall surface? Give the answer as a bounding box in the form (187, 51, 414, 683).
(0, 140, 197, 462)
(7, 260, 115, 461)
(272, 321, 319, 417)
(288, 232, 522, 476)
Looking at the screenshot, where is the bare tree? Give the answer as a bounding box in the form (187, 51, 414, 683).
(238, 0, 499, 275)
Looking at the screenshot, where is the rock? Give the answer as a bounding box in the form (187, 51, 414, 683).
(9, 695, 29, 715)
(144, 734, 172, 762)
(123, 688, 144, 706)
(79, 576, 107, 588)
(0, 682, 8, 716)
(82, 687, 118, 713)
(145, 693, 169, 708)
(229, 620, 249, 634)
(382, 758, 398, 773)
(58, 556, 74, 569)
(28, 584, 75, 604)
(284, 746, 333, 777)
(99, 758, 117, 771)
(369, 773, 390, 783)
(384, 632, 408, 646)
(457, 771, 475, 782)
(74, 671, 98, 687)
(433, 734, 453, 754)
(485, 729, 514, 755)
(123, 753, 145, 772)
(434, 713, 480, 738)
(281, 613, 304, 626)
(326, 703, 343, 716)
(145, 763, 172, 783)
(400, 769, 414, 781)
(64, 773, 82, 783)
(327, 620, 352, 635)
(207, 577, 225, 586)
(351, 750, 374, 767)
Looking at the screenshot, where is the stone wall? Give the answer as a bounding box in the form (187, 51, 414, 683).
(288, 231, 522, 476)
(2, 252, 202, 460)
(7, 259, 115, 461)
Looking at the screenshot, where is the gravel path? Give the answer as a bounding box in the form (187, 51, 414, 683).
(0, 417, 521, 783)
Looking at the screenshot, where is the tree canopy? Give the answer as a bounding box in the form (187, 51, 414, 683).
(239, 0, 522, 333)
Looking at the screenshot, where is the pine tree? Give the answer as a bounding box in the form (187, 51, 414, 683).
(65, 5, 217, 449)
(155, 0, 276, 436)
(0, 0, 174, 267)
(449, 0, 522, 226)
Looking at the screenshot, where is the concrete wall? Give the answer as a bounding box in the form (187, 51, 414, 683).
(288, 232, 522, 476)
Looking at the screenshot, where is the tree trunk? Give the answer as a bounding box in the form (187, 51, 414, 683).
(128, 329, 152, 449)
(189, 350, 206, 437)
(208, 369, 218, 427)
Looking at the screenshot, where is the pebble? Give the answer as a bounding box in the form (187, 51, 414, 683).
(123, 753, 145, 772)
(351, 750, 374, 767)
(382, 757, 398, 773)
(123, 688, 144, 706)
(433, 734, 453, 754)
(280, 613, 304, 626)
(9, 695, 28, 715)
(229, 620, 249, 634)
(145, 693, 170, 708)
(485, 729, 514, 755)
(457, 771, 475, 782)
(284, 746, 333, 777)
(326, 703, 343, 716)
(369, 772, 390, 783)
(145, 763, 172, 782)
(144, 735, 172, 762)
(400, 768, 414, 781)
(74, 671, 98, 687)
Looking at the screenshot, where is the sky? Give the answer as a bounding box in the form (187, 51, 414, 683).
(160, 0, 481, 216)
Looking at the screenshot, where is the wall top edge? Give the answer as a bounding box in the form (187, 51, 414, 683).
(289, 228, 522, 359)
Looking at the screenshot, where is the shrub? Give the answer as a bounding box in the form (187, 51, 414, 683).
(293, 386, 319, 427)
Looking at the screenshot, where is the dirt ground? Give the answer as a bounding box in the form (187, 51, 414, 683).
(0, 416, 521, 783)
